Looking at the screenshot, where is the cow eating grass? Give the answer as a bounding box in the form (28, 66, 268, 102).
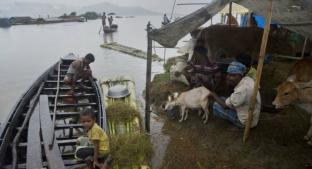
(164, 86, 211, 124)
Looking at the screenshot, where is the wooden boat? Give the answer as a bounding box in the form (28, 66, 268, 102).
(103, 24, 118, 33)
(0, 53, 106, 169)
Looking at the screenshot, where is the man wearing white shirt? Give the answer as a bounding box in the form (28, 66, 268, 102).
(209, 61, 261, 128)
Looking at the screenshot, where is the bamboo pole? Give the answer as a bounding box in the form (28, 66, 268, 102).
(243, 0, 273, 143)
(145, 22, 152, 133)
(301, 37, 308, 59)
(228, 1, 233, 27)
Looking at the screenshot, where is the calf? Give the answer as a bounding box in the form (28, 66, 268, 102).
(273, 81, 312, 145)
(165, 86, 211, 123)
(273, 59, 312, 145)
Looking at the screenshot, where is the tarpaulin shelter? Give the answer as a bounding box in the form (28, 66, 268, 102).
(149, 0, 312, 48)
(144, 0, 312, 140)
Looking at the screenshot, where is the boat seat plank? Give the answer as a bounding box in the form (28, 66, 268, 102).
(55, 123, 83, 129)
(50, 74, 66, 78)
(49, 102, 97, 108)
(19, 139, 77, 148)
(17, 123, 84, 131)
(43, 87, 93, 90)
(39, 95, 66, 169)
(3, 159, 83, 169)
(45, 80, 90, 83)
(26, 104, 43, 169)
(48, 93, 95, 98)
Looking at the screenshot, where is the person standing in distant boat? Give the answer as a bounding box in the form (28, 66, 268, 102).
(108, 16, 113, 27)
(64, 53, 95, 93)
(162, 14, 170, 25)
(102, 12, 106, 26)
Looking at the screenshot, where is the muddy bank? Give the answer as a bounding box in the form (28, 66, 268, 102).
(149, 57, 312, 169)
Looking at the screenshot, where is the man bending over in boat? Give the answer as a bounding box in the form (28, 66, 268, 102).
(76, 108, 111, 169)
(64, 53, 95, 93)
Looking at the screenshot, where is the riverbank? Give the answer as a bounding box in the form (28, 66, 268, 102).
(149, 57, 312, 169)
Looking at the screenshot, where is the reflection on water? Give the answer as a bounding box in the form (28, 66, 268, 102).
(103, 33, 115, 44)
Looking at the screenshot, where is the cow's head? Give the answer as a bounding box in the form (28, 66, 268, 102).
(272, 81, 299, 109)
(164, 92, 179, 110)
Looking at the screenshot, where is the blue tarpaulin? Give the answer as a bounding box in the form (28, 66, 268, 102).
(254, 15, 279, 28)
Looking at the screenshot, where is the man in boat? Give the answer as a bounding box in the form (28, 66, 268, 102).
(108, 16, 113, 27)
(209, 61, 261, 129)
(162, 14, 170, 25)
(102, 12, 106, 26)
(64, 53, 95, 93)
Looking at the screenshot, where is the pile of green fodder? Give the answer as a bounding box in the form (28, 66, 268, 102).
(106, 101, 139, 122)
(150, 73, 188, 107)
(110, 133, 153, 167)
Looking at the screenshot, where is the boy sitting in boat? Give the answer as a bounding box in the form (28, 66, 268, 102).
(64, 53, 95, 93)
(76, 108, 111, 169)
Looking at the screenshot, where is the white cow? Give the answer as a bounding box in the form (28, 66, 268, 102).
(165, 86, 211, 123)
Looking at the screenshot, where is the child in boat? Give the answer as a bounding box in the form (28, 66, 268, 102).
(64, 53, 95, 93)
(75, 108, 111, 169)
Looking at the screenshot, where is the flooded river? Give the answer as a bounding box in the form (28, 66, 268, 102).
(0, 15, 183, 168)
(0, 15, 184, 123)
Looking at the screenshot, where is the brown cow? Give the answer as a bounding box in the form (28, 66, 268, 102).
(273, 58, 312, 145)
(198, 25, 310, 62)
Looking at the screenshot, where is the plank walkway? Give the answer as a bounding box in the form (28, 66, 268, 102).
(100, 42, 162, 61)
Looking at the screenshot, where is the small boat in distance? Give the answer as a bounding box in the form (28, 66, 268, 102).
(0, 53, 106, 169)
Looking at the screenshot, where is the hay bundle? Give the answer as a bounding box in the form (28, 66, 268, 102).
(110, 133, 153, 166)
(106, 101, 139, 122)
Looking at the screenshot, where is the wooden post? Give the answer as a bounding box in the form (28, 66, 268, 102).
(145, 22, 152, 133)
(243, 0, 273, 143)
(301, 37, 308, 59)
(228, 1, 233, 26)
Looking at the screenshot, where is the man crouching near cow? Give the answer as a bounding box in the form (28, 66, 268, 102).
(64, 53, 95, 94)
(209, 61, 261, 129)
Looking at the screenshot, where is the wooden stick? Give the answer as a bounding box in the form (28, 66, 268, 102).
(49, 60, 61, 149)
(228, 1, 233, 27)
(145, 22, 152, 133)
(243, 0, 273, 143)
(177, 3, 208, 6)
(301, 37, 308, 59)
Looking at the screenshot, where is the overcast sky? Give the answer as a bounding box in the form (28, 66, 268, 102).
(0, 0, 212, 14)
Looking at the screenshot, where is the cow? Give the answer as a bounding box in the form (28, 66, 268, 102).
(198, 25, 311, 62)
(273, 58, 312, 145)
(164, 86, 211, 124)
